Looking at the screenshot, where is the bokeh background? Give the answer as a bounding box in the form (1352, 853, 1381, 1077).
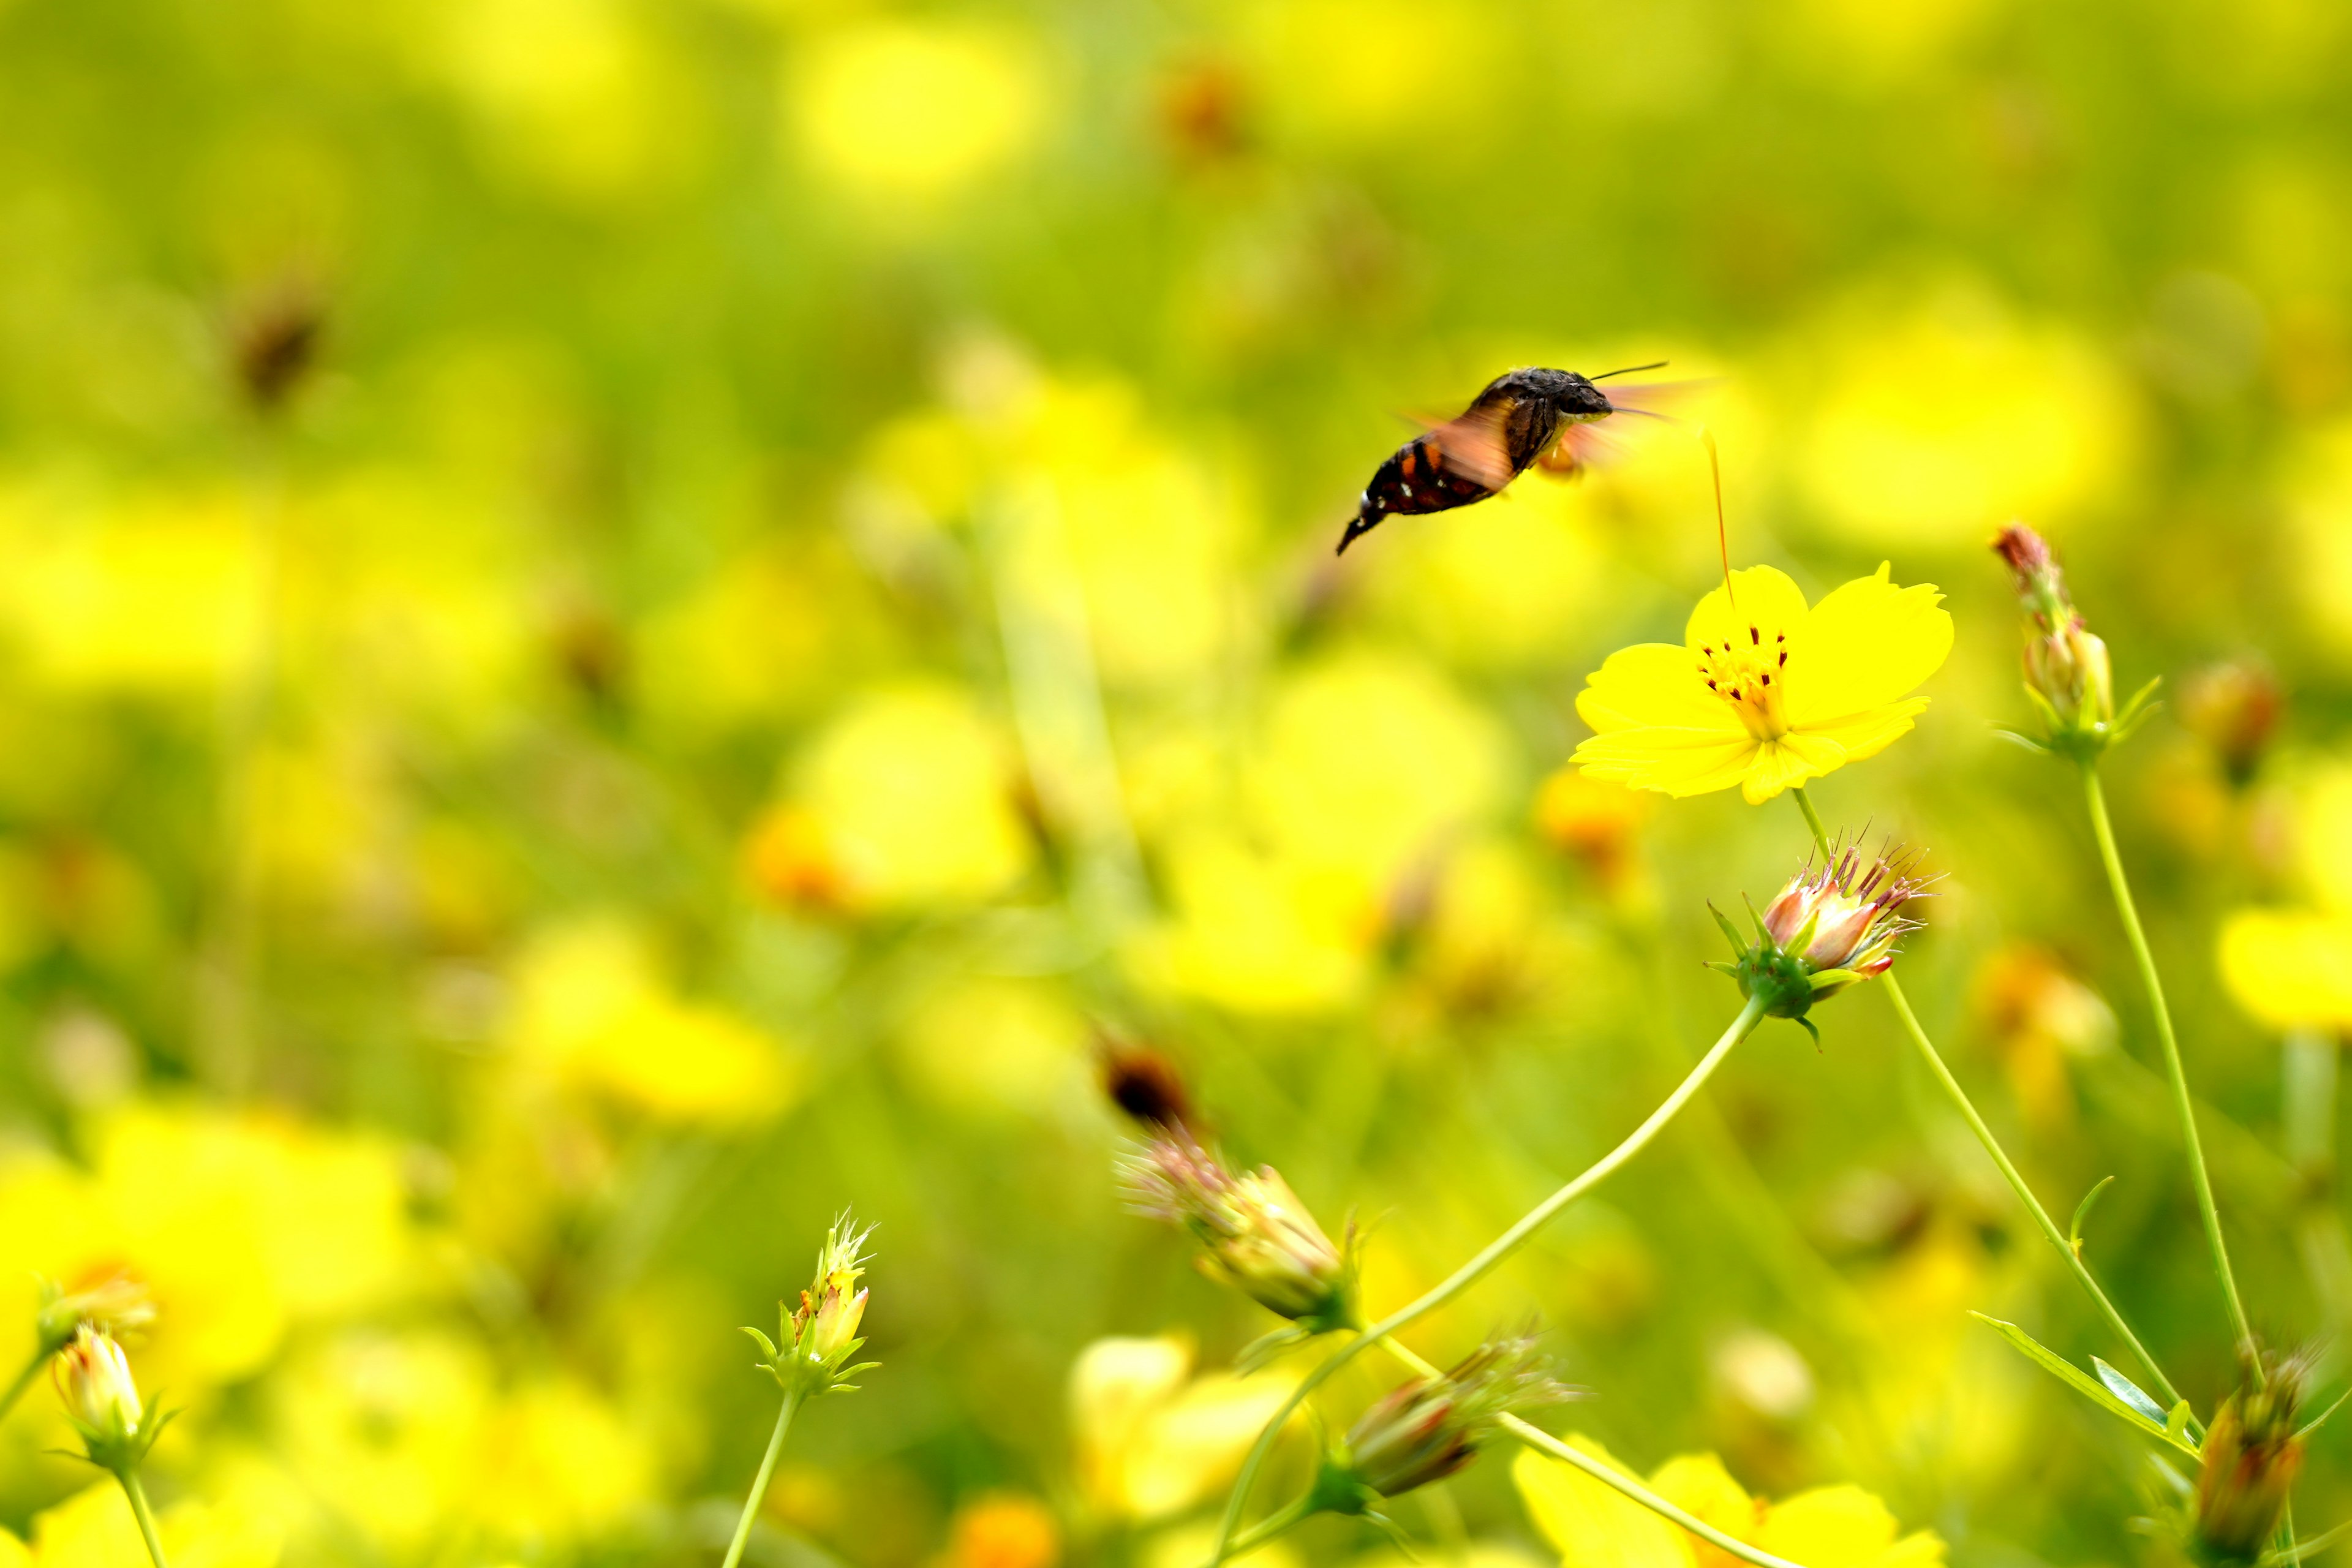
(2, 0, 2351, 1565)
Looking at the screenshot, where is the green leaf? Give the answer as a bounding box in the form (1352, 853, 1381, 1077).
(1972, 1314, 2200, 1458)
(2068, 1175, 2116, 1257)
(2093, 1358, 2166, 1425)
(2166, 1401, 2196, 1443)
(2297, 1385, 2351, 1440)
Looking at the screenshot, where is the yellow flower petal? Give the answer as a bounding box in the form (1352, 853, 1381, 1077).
(1577, 644, 1747, 735)
(1739, 733, 1847, 804)
(1785, 564, 1954, 728)
(1755, 1486, 1898, 1568)
(1684, 566, 1812, 654)
(1798, 698, 1931, 767)
(1649, 1455, 1762, 1568)
(1513, 1442, 1696, 1568)
(1574, 728, 1760, 798)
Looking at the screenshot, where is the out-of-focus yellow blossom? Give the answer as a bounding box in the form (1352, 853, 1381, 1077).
(1781, 0, 2001, 89)
(1970, 946, 2114, 1127)
(1253, 654, 1507, 892)
(939, 1493, 1060, 1568)
(272, 1330, 493, 1554)
(2221, 761, 2352, 1030)
(507, 917, 799, 1125)
(895, 976, 1086, 1118)
(472, 1378, 655, 1542)
(0, 1105, 413, 1390)
(1574, 565, 1953, 804)
(1514, 1441, 1944, 1568)
(435, 0, 690, 204)
(1140, 832, 1371, 1014)
(1239, 0, 1502, 146)
(1370, 483, 1608, 671)
(1140, 1522, 1300, 1568)
(1790, 289, 2132, 550)
(2286, 420, 2352, 670)
(1535, 769, 1653, 903)
(791, 21, 1045, 200)
(15, 1478, 285, 1568)
(637, 544, 869, 739)
(777, 685, 1034, 913)
(0, 487, 262, 695)
(1069, 1335, 1300, 1521)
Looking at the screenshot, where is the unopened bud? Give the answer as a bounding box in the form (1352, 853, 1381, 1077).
(1338, 1334, 1573, 1501)
(1097, 1036, 1193, 1133)
(2193, 1362, 2307, 1565)
(2179, 659, 2283, 786)
(1125, 1134, 1355, 1332)
(747, 1213, 880, 1398)
(55, 1327, 143, 1462)
(1991, 524, 2149, 751)
(1713, 842, 1929, 1039)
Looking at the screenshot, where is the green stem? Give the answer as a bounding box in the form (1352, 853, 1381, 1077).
(0, 1344, 48, 1422)
(1380, 1341, 1812, 1568)
(2079, 761, 2256, 1363)
(1224, 1494, 1316, 1557)
(118, 1468, 170, 1568)
(1205, 993, 1771, 1567)
(1789, 787, 2180, 1407)
(720, 1389, 803, 1568)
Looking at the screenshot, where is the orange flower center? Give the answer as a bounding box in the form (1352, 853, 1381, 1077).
(1695, 622, 1792, 741)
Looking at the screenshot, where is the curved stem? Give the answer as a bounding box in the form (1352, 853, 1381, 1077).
(1379, 1341, 1812, 1568)
(720, 1389, 803, 1568)
(1789, 787, 2180, 1406)
(1224, 1493, 1316, 1557)
(1205, 993, 1770, 1567)
(118, 1468, 170, 1568)
(0, 1345, 48, 1422)
(2079, 761, 2256, 1364)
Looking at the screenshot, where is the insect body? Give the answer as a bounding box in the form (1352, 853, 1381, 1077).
(1336, 364, 1669, 555)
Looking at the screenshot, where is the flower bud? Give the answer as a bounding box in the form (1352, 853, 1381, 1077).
(2179, 658, 2283, 786)
(1714, 843, 1928, 1036)
(35, 1274, 155, 1355)
(54, 1326, 144, 1462)
(1126, 1133, 1356, 1332)
(747, 1213, 880, 1397)
(1991, 524, 2150, 752)
(2193, 1362, 2306, 1566)
(1339, 1334, 1572, 1501)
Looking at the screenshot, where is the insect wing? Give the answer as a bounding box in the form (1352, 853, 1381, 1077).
(1423, 399, 1517, 491)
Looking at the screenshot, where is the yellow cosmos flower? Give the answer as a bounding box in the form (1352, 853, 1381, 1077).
(1574, 565, 1954, 804)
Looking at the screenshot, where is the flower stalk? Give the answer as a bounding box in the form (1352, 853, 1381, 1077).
(1205, 991, 1770, 1568)
(1789, 787, 2180, 1406)
(2080, 760, 2256, 1363)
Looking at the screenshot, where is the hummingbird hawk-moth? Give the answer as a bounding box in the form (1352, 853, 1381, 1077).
(1336, 363, 1679, 555)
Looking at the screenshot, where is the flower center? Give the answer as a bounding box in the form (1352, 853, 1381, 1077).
(1696, 623, 1791, 741)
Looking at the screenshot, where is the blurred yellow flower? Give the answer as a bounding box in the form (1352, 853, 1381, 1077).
(15, 1479, 285, 1568)
(1790, 288, 2133, 550)
(1573, 564, 1952, 804)
(508, 918, 799, 1125)
(1069, 1335, 1300, 1521)
(940, 1493, 1061, 1568)
(273, 1329, 493, 1553)
(792, 22, 1044, 200)
(0, 1106, 414, 1392)
(786, 685, 1034, 913)
(2220, 761, 2352, 1030)
(1513, 1441, 1943, 1568)
(472, 1378, 655, 1542)
(895, 976, 1085, 1118)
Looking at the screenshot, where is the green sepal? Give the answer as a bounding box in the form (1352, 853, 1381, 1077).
(2110, 678, 2164, 744)
(1806, 967, 1859, 992)
(1972, 1313, 2199, 1457)
(1708, 903, 1747, 958)
(1704, 960, 1739, 978)
(1794, 1016, 1822, 1047)
(742, 1325, 780, 1360)
(1992, 727, 2051, 755)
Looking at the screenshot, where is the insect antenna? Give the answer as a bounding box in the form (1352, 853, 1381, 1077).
(1588, 360, 1668, 382)
(1702, 427, 1734, 612)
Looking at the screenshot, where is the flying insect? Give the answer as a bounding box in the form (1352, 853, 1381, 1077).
(1336, 363, 1679, 555)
